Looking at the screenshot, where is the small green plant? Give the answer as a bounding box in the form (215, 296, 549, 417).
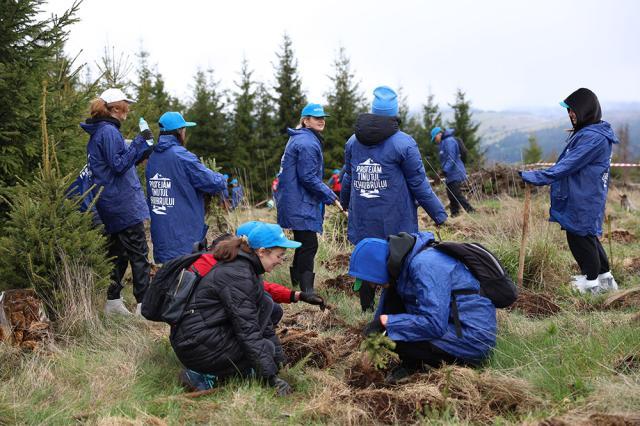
(359, 333, 399, 370)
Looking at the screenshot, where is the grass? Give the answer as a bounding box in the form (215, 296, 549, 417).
(1, 188, 640, 424)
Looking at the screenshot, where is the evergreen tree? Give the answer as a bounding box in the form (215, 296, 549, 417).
(254, 83, 281, 196)
(273, 33, 306, 135)
(229, 58, 256, 171)
(420, 92, 443, 178)
(324, 47, 366, 173)
(447, 89, 483, 168)
(0, 0, 84, 189)
(397, 87, 422, 139)
(186, 69, 228, 166)
(523, 134, 543, 164)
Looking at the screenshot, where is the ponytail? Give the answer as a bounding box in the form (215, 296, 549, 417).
(213, 236, 252, 262)
(89, 98, 130, 119)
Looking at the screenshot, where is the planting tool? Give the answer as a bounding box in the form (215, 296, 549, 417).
(517, 184, 531, 287)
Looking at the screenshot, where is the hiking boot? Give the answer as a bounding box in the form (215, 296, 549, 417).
(178, 369, 217, 392)
(597, 271, 618, 292)
(104, 298, 132, 316)
(384, 366, 414, 385)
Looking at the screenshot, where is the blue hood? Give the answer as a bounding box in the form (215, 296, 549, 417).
(442, 128, 455, 139)
(583, 121, 619, 144)
(155, 134, 181, 153)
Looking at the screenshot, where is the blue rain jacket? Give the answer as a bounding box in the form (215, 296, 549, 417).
(439, 129, 467, 183)
(276, 128, 337, 233)
(82, 118, 150, 234)
(231, 185, 244, 209)
(66, 164, 102, 226)
(520, 121, 618, 236)
(375, 232, 497, 363)
(145, 134, 226, 263)
(341, 114, 447, 244)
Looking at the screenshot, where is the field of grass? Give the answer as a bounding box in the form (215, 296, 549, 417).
(1, 186, 639, 425)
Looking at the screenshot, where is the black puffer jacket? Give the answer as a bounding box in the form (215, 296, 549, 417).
(170, 251, 283, 378)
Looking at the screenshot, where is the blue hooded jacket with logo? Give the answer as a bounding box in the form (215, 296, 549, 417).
(521, 121, 618, 236)
(145, 134, 226, 263)
(439, 129, 467, 183)
(341, 114, 447, 244)
(375, 232, 497, 363)
(82, 118, 150, 234)
(276, 128, 337, 233)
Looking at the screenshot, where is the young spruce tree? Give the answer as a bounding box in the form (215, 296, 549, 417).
(273, 33, 307, 136)
(448, 89, 483, 169)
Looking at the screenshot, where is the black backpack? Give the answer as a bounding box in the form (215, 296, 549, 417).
(141, 252, 209, 326)
(454, 137, 468, 164)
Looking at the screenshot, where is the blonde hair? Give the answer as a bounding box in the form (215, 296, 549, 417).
(89, 98, 130, 119)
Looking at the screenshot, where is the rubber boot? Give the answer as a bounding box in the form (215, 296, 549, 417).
(105, 298, 132, 316)
(289, 267, 300, 288)
(597, 271, 618, 292)
(135, 303, 143, 317)
(299, 271, 315, 294)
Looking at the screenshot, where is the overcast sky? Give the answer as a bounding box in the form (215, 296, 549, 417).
(44, 0, 640, 111)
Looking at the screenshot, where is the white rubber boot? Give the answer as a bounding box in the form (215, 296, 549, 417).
(135, 303, 142, 317)
(571, 276, 599, 294)
(597, 271, 618, 292)
(105, 298, 132, 316)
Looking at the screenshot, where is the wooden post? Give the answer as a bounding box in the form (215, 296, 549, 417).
(517, 184, 531, 287)
(606, 212, 614, 271)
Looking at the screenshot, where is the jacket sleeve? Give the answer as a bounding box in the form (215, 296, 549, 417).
(263, 281, 295, 304)
(218, 270, 278, 378)
(179, 150, 227, 194)
(441, 139, 458, 178)
(101, 129, 149, 176)
(521, 134, 607, 186)
(399, 141, 448, 225)
(340, 138, 353, 209)
(384, 256, 450, 342)
(296, 141, 336, 205)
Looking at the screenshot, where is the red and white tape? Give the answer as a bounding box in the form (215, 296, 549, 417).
(525, 162, 640, 168)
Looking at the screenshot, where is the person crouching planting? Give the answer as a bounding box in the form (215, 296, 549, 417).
(519, 88, 619, 294)
(169, 223, 300, 396)
(349, 232, 497, 384)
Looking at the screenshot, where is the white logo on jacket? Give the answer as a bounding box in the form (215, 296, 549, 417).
(149, 173, 175, 215)
(354, 158, 387, 199)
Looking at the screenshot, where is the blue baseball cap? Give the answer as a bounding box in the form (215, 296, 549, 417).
(349, 238, 390, 285)
(431, 126, 443, 142)
(301, 103, 329, 118)
(332, 169, 341, 174)
(223, 174, 229, 180)
(236, 221, 262, 237)
(230, 178, 238, 185)
(247, 223, 301, 249)
(159, 111, 196, 132)
(371, 86, 398, 117)
(559, 100, 571, 109)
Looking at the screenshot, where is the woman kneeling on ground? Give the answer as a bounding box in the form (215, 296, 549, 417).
(170, 223, 300, 396)
(349, 232, 497, 384)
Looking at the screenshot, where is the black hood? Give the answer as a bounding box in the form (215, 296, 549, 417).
(354, 113, 399, 146)
(85, 116, 121, 128)
(563, 88, 602, 132)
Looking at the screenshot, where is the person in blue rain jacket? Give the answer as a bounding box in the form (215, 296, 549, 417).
(276, 103, 342, 294)
(431, 127, 474, 216)
(349, 232, 497, 383)
(82, 88, 153, 316)
(146, 112, 226, 264)
(520, 88, 619, 294)
(230, 178, 245, 210)
(341, 86, 447, 311)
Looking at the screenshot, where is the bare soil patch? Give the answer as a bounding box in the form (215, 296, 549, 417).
(622, 257, 640, 273)
(603, 229, 636, 244)
(510, 289, 562, 318)
(321, 253, 351, 272)
(322, 274, 356, 296)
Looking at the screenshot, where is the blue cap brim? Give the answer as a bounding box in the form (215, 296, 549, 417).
(185, 122, 197, 127)
(304, 114, 330, 118)
(559, 101, 570, 109)
(277, 239, 302, 249)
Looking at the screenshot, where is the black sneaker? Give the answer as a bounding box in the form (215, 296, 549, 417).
(384, 366, 414, 385)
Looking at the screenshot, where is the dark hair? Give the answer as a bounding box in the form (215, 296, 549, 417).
(89, 98, 130, 119)
(212, 236, 251, 262)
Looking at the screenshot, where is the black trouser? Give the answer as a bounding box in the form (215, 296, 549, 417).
(292, 230, 318, 275)
(446, 180, 474, 216)
(359, 280, 376, 312)
(566, 231, 610, 280)
(106, 222, 150, 303)
(394, 340, 475, 369)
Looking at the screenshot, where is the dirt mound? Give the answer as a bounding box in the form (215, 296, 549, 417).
(321, 253, 351, 272)
(322, 274, 356, 296)
(279, 328, 334, 368)
(510, 289, 561, 318)
(0, 289, 52, 350)
(603, 229, 636, 243)
(622, 257, 640, 273)
(541, 412, 640, 425)
(280, 308, 356, 332)
(344, 354, 387, 389)
(354, 385, 442, 424)
(603, 287, 640, 309)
